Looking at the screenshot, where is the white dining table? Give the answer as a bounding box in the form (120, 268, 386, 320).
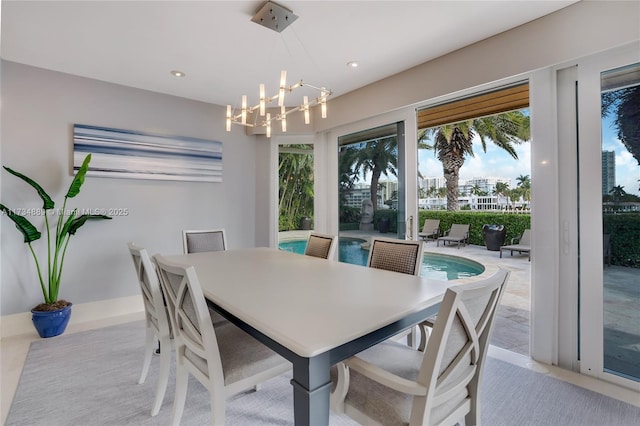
(160, 247, 451, 426)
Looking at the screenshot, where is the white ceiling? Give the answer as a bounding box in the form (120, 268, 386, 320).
(1, 1, 578, 109)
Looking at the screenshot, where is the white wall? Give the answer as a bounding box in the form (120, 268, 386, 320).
(0, 61, 256, 316)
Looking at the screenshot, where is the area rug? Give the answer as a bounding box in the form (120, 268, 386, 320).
(6, 321, 640, 425)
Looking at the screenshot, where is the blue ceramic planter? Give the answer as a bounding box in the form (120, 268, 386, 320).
(31, 303, 72, 338)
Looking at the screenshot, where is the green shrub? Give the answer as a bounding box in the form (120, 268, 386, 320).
(604, 212, 640, 267)
(418, 210, 530, 246)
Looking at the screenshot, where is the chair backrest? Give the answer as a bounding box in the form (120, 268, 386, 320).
(366, 237, 424, 276)
(154, 255, 225, 385)
(449, 223, 470, 238)
(182, 229, 227, 254)
(304, 233, 338, 259)
(127, 242, 171, 337)
(519, 229, 532, 245)
(422, 219, 440, 234)
(415, 269, 510, 425)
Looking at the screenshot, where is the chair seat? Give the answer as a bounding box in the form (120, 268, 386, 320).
(500, 244, 529, 252)
(339, 340, 469, 426)
(184, 321, 289, 387)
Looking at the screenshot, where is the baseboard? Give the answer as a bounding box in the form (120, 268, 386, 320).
(0, 295, 144, 340)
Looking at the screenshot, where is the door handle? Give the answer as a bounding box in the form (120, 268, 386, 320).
(407, 215, 414, 240)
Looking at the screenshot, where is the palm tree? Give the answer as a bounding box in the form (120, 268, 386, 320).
(349, 136, 398, 212)
(419, 110, 530, 210)
(493, 181, 510, 207)
(602, 86, 640, 164)
(338, 145, 361, 205)
(516, 174, 531, 204)
(609, 185, 627, 203)
(278, 145, 314, 230)
(470, 184, 483, 196)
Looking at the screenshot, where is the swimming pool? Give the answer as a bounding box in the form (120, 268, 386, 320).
(278, 238, 485, 281)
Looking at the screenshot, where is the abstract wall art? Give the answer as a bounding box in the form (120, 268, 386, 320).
(73, 124, 223, 182)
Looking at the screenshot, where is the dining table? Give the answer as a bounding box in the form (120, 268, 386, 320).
(160, 247, 451, 426)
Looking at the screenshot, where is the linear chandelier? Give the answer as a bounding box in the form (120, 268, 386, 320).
(225, 1, 331, 137)
(225, 71, 331, 137)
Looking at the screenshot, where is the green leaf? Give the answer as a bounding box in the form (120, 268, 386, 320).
(2, 167, 54, 210)
(0, 204, 42, 243)
(68, 214, 112, 235)
(58, 209, 77, 248)
(66, 154, 91, 199)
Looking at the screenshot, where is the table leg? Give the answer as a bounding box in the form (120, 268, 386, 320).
(290, 352, 331, 426)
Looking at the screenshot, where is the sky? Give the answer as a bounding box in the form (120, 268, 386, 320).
(602, 115, 640, 196)
(417, 114, 639, 196)
(418, 138, 531, 187)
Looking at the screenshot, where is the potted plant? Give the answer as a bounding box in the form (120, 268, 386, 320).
(0, 154, 111, 338)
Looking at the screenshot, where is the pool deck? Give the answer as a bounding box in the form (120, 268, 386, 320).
(279, 230, 531, 355)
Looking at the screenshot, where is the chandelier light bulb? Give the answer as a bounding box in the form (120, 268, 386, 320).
(321, 89, 328, 118)
(303, 96, 310, 124)
(259, 84, 266, 116)
(278, 70, 287, 107)
(266, 113, 271, 138)
(241, 95, 247, 125)
(281, 105, 287, 132)
(226, 105, 232, 132)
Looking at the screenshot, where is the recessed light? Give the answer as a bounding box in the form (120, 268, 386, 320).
(171, 70, 186, 77)
(346, 61, 359, 69)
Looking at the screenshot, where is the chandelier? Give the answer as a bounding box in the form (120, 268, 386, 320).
(225, 1, 332, 138)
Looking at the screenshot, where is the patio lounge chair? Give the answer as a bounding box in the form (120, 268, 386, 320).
(418, 219, 440, 242)
(437, 224, 469, 248)
(500, 229, 531, 261)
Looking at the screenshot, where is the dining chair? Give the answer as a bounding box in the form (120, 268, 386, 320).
(182, 229, 229, 326)
(154, 255, 291, 426)
(331, 269, 510, 426)
(367, 237, 424, 347)
(367, 237, 424, 276)
(304, 233, 338, 259)
(182, 229, 227, 254)
(127, 242, 172, 417)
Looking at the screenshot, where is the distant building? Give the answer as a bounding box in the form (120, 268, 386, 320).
(344, 183, 373, 209)
(602, 150, 616, 195)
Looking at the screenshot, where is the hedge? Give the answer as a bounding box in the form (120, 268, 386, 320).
(603, 213, 640, 267)
(418, 210, 530, 246)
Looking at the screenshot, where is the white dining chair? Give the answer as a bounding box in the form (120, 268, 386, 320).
(331, 269, 510, 426)
(127, 242, 172, 416)
(182, 229, 227, 254)
(181, 229, 229, 326)
(154, 255, 291, 426)
(304, 233, 338, 259)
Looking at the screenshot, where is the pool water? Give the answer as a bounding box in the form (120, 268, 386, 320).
(278, 238, 484, 281)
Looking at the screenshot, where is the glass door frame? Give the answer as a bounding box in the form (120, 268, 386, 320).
(576, 42, 640, 390)
(269, 134, 317, 248)
(325, 109, 418, 241)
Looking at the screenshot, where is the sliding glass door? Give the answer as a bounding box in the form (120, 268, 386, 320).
(578, 45, 640, 388)
(337, 122, 406, 265)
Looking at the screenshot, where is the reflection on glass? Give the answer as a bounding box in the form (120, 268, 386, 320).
(601, 63, 640, 381)
(338, 124, 401, 262)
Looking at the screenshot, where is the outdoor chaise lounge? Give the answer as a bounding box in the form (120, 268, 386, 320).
(418, 219, 440, 242)
(437, 224, 469, 248)
(500, 229, 531, 261)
